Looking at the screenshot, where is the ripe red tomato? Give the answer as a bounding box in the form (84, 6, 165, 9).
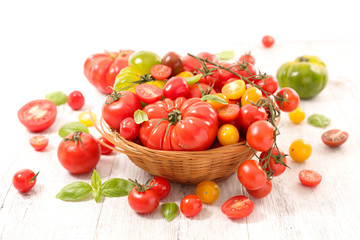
(247, 179, 272, 198)
(57, 132, 101, 174)
(135, 84, 163, 104)
(12, 169, 39, 193)
(161, 52, 184, 76)
(84, 50, 134, 94)
(217, 104, 240, 121)
(67, 91, 85, 110)
(321, 129, 349, 147)
(197, 52, 219, 64)
(275, 87, 300, 112)
(239, 53, 255, 65)
(231, 62, 257, 80)
(237, 160, 267, 190)
(299, 169, 322, 187)
(198, 64, 221, 86)
(259, 148, 287, 177)
(120, 117, 140, 141)
(150, 64, 172, 80)
(149, 176, 171, 200)
(140, 97, 218, 151)
(262, 35, 275, 48)
(163, 77, 189, 100)
(128, 182, 160, 214)
(253, 75, 279, 95)
(221, 195, 254, 219)
(102, 90, 142, 130)
(217, 62, 238, 90)
(246, 120, 275, 152)
(180, 194, 203, 217)
(97, 136, 115, 155)
(18, 99, 57, 132)
(239, 104, 267, 131)
(30, 135, 49, 151)
(187, 83, 217, 98)
(183, 55, 202, 72)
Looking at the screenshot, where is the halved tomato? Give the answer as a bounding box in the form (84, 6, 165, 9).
(221, 195, 254, 219)
(299, 169, 322, 187)
(321, 129, 348, 147)
(217, 104, 240, 121)
(135, 83, 163, 104)
(30, 135, 49, 151)
(151, 64, 172, 80)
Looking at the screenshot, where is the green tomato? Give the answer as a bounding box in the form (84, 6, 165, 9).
(128, 51, 161, 75)
(276, 55, 328, 99)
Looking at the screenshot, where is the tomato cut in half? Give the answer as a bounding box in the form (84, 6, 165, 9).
(18, 99, 57, 132)
(29, 135, 49, 151)
(151, 64, 172, 80)
(135, 84, 163, 104)
(321, 129, 349, 147)
(299, 169, 322, 187)
(217, 103, 240, 121)
(221, 195, 254, 219)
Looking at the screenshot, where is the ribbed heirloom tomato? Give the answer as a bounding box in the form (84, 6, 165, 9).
(140, 97, 218, 151)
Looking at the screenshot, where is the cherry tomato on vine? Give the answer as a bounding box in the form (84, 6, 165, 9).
(217, 104, 240, 121)
(78, 111, 97, 127)
(68, 91, 85, 110)
(247, 179, 272, 198)
(237, 159, 267, 190)
(217, 124, 240, 146)
(128, 180, 160, 214)
(198, 64, 221, 85)
(180, 194, 203, 217)
(221, 79, 246, 100)
(187, 83, 217, 98)
(97, 136, 115, 155)
(183, 55, 202, 72)
(241, 87, 263, 106)
(29, 135, 49, 151)
(288, 106, 305, 124)
(221, 195, 254, 219)
(12, 169, 39, 193)
(150, 64, 172, 80)
(321, 129, 349, 147)
(195, 180, 220, 204)
(231, 62, 257, 79)
(120, 117, 140, 141)
(197, 52, 219, 64)
(253, 75, 279, 95)
(299, 170, 322, 187)
(217, 62, 237, 90)
(239, 104, 267, 131)
(289, 139, 312, 162)
(259, 148, 287, 177)
(149, 176, 171, 200)
(135, 83, 163, 104)
(262, 35, 275, 48)
(239, 52, 255, 65)
(275, 87, 300, 112)
(246, 120, 275, 152)
(161, 51, 184, 76)
(163, 77, 189, 100)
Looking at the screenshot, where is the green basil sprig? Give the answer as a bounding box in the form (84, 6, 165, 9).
(161, 203, 179, 222)
(56, 170, 135, 203)
(307, 114, 331, 128)
(134, 110, 148, 124)
(45, 91, 68, 106)
(58, 122, 89, 138)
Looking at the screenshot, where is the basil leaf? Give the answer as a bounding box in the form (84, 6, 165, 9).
(184, 75, 201, 84)
(45, 91, 68, 106)
(201, 94, 228, 105)
(58, 122, 89, 138)
(56, 181, 92, 201)
(92, 189, 102, 203)
(307, 114, 331, 128)
(217, 50, 235, 61)
(101, 178, 135, 197)
(134, 110, 148, 124)
(91, 170, 102, 190)
(161, 203, 179, 222)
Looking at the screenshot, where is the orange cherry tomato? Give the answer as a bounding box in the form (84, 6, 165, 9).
(217, 104, 240, 121)
(217, 124, 240, 146)
(241, 87, 262, 106)
(221, 80, 246, 100)
(207, 93, 229, 110)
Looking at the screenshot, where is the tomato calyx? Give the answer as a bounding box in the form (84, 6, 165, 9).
(128, 178, 154, 193)
(63, 131, 86, 148)
(105, 88, 128, 105)
(196, 82, 216, 97)
(297, 56, 310, 62)
(274, 89, 291, 109)
(154, 108, 182, 140)
(30, 171, 40, 183)
(260, 147, 289, 178)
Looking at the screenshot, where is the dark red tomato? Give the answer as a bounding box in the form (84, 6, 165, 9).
(253, 75, 279, 95)
(150, 64, 172, 80)
(259, 148, 287, 177)
(217, 104, 240, 121)
(183, 55, 202, 72)
(84, 50, 134, 94)
(246, 120, 275, 152)
(161, 52, 184, 76)
(12, 169, 38, 193)
(237, 159, 267, 190)
(299, 170, 322, 187)
(163, 77, 189, 100)
(187, 83, 217, 98)
(149, 176, 171, 199)
(231, 62, 257, 80)
(128, 185, 160, 214)
(120, 117, 140, 141)
(247, 179, 272, 198)
(18, 99, 57, 132)
(239, 104, 267, 131)
(30, 135, 49, 151)
(321, 129, 349, 147)
(102, 90, 142, 130)
(135, 84, 163, 104)
(57, 132, 101, 174)
(97, 136, 115, 155)
(180, 194, 203, 217)
(67, 91, 85, 110)
(262, 35, 275, 48)
(239, 52, 255, 65)
(275, 87, 300, 112)
(221, 195, 254, 219)
(197, 52, 219, 64)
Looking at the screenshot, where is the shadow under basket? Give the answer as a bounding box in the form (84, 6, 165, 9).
(95, 117, 254, 185)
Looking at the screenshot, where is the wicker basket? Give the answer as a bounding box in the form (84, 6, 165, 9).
(95, 116, 254, 185)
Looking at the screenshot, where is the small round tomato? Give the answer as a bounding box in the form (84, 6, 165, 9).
(239, 52, 255, 65)
(321, 129, 349, 147)
(221, 195, 254, 219)
(247, 179, 272, 198)
(197, 52, 219, 64)
(120, 117, 140, 141)
(195, 180, 220, 204)
(253, 75, 278, 95)
(183, 55, 202, 72)
(198, 64, 220, 85)
(161, 51, 184, 76)
(68, 91, 85, 110)
(13, 169, 39, 193)
(221, 79, 246, 99)
(288, 106, 305, 124)
(163, 77, 189, 100)
(275, 87, 300, 112)
(299, 170, 322, 187)
(30, 135, 49, 151)
(149, 176, 171, 200)
(180, 194, 203, 217)
(207, 93, 229, 110)
(97, 136, 115, 155)
(246, 120, 275, 152)
(262, 35, 275, 48)
(128, 180, 160, 214)
(232, 62, 257, 79)
(241, 87, 263, 106)
(135, 84, 163, 104)
(237, 160, 267, 190)
(218, 124, 240, 146)
(217, 104, 240, 122)
(176, 71, 194, 78)
(289, 139, 312, 162)
(239, 104, 267, 131)
(150, 64, 172, 80)
(259, 148, 287, 177)
(78, 111, 97, 127)
(187, 83, 217, 98)
(217, 62, 237, 90)
(18, 99, 57, 132)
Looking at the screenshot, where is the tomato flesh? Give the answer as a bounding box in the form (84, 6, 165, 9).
(30, 135, 49, 151)
(217, 103, 240, 121)
(299, 170, 322, 187)
(135, 84, 163, 104)
(151, 64, 172, 80)
(221, 195, 254, 219)
(321, 129, 348, 147)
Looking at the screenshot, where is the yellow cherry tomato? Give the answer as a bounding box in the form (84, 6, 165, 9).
(176, 71, 194, 78)
(78, 111, 97, 127)
(195, 180, 220, 204)
(288, 106, 305, 124)
(217, 124, 239, 146)
(207, 93, 229, 110)
(289, 139, 312, 162)
(221, 80, 246, 100)
(241, 87, 263, 106)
